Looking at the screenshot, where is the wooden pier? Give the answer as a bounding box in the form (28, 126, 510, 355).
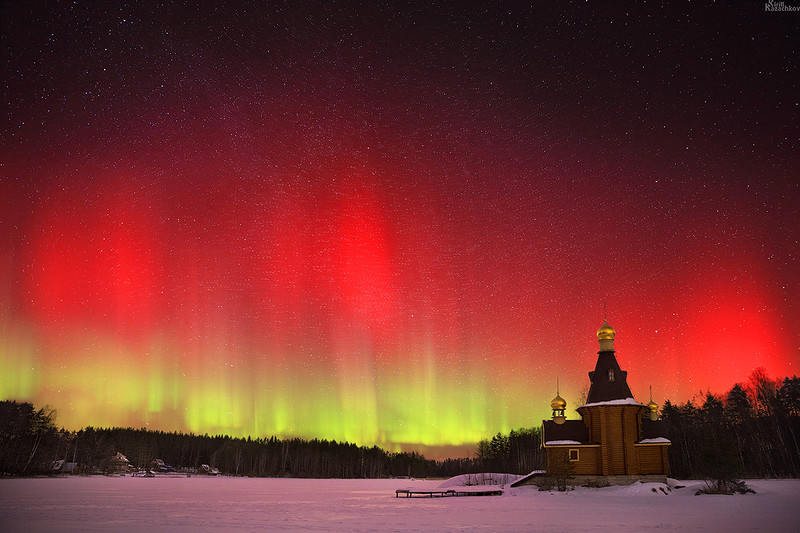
(395, 488, 503, 498)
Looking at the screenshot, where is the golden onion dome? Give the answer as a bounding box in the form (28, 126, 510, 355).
(550, 394, 567, 410)
(647, 399, 658, 411)
(596, 320, 616, 340)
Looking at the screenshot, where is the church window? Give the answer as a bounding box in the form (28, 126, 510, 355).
(568, 449, 579, 462)
(608, 369, 615, 381)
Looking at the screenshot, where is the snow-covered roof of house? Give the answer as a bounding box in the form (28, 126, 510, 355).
(579, 397, 644, 408)
(638, 437, 671, 444)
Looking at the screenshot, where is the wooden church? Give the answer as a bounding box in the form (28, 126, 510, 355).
(541, 321, 671, 485)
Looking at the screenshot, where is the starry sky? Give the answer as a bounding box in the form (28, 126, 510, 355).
(2, 2, 798, 459)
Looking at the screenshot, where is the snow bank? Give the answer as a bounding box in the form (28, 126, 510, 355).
(436, 472, 522, 489)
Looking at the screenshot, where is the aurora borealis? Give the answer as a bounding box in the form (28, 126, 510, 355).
(2, 2, 798, 458)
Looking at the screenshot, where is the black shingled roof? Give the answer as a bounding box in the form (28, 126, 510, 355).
(542, 419, 590, 444)
(585, 350, 634, 404)
(641, 418, 669, 440)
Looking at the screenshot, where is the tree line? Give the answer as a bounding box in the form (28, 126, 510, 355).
(0, 398, 546, 479)
(0, 405, 435, 478)
(661, 369, 800, 479)
(475, 427, 545, 474)
(2, 369, 797, 479)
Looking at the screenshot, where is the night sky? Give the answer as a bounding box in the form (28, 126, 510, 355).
(2, 2, 798, 458)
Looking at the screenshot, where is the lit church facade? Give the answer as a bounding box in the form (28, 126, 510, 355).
(541, 321, 670, 484)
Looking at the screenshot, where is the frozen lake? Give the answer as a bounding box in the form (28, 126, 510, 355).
(1, 476, 798, 532)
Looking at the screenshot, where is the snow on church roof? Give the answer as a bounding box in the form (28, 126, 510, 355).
(579, 397, 644, 408)
(544, 440, 583, 446)
(638, 437, 671, 444)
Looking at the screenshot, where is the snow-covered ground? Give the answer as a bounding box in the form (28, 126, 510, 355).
(1, 476, 798, 532)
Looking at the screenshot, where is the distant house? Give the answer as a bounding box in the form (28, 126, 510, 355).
(539, 321, 670, 485)
(51, 460, 79, 474)
(150, 458, 175, 473)
(107, 452, 131, 474)
(197, 464, 220, 475)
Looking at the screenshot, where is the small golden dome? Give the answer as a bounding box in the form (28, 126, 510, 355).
(646, 398, 659, 421)
(550, 394, 567, 410)
(596, 320, 616, 340)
